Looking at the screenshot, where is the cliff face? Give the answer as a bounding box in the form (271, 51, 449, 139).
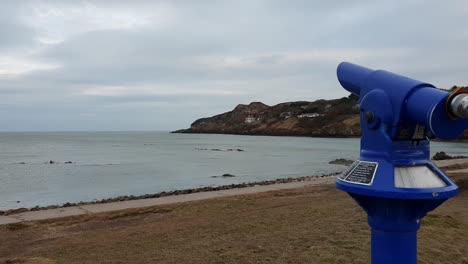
(173, 95, 362, 137)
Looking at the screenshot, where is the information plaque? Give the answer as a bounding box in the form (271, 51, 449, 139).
(338, 160, 378, 186)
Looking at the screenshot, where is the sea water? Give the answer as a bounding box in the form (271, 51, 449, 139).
(0, 132, 466, 210)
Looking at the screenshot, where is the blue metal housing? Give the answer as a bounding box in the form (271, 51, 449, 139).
(335, 62, 467, 264)
(337, 62, 467, 140)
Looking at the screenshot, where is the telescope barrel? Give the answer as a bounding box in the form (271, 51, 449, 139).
(337, 62, 374, 96)
(337, 62, 468, 139)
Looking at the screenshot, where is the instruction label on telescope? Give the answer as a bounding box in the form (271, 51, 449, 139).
(338, 161, 360, 180)
(338, 160, 378, 186)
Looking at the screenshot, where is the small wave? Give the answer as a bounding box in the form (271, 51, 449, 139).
(78, 163, 121, 167)
(263, 154, 287, 157)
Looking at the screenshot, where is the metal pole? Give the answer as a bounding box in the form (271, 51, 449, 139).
(371, 228, 417, 264)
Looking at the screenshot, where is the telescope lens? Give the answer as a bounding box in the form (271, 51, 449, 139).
(450, 94, 468, 119)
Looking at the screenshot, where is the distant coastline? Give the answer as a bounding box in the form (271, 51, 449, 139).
(173, 95, 361, 138)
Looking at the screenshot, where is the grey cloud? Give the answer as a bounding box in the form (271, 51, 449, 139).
(1, 0, 468, 131)
(0, 21, 36, 50)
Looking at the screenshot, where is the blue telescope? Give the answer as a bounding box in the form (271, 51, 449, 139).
(335, 62, 468, 264)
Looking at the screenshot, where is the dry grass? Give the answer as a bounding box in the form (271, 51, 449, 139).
(342, 115, 360, 126)
(0, 171, 467, 264)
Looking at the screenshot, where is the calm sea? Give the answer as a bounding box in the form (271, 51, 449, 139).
(0, 132, 466, 210)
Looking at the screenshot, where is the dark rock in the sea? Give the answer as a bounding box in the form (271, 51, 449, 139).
(432, 152, 452, 160)
(432, 151, 467, 160)
(16, 201, 20, 203)
(197, 148, 244, 152)
(329, 158, 354, 166)
(212, 173, 236, 178)
(49, 160, 55, 164)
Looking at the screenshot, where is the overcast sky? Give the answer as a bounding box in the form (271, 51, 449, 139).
(1, 1, 468, 131)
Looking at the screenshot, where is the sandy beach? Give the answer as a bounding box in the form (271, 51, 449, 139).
(0, 159, 467, 264)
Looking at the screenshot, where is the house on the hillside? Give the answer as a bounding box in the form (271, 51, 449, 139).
(280, 112, 292, 119)
(191, 121, 205, 128)
(298, 113, 320, 118)
(245, 115, 256, 123)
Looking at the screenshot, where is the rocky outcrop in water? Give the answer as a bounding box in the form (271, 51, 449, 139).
(329, 158, 355, 166)
(211, 173, 236, 178)
(432, 151, 467, 160)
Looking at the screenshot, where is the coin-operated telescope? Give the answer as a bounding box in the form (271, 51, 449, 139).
(335, 62, 468, 264)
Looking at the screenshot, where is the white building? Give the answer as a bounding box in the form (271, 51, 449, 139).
(280, 112, 292, 119)
(298, 113, 320, 118)
(245, 115, 256, 123)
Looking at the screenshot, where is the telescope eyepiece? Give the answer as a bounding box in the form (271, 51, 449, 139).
(450, 93, 468, 119)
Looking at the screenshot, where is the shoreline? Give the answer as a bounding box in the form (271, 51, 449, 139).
(0, 173, 339, 216)
(3, 156, 468, 216)
(0, 157, 468, 216)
